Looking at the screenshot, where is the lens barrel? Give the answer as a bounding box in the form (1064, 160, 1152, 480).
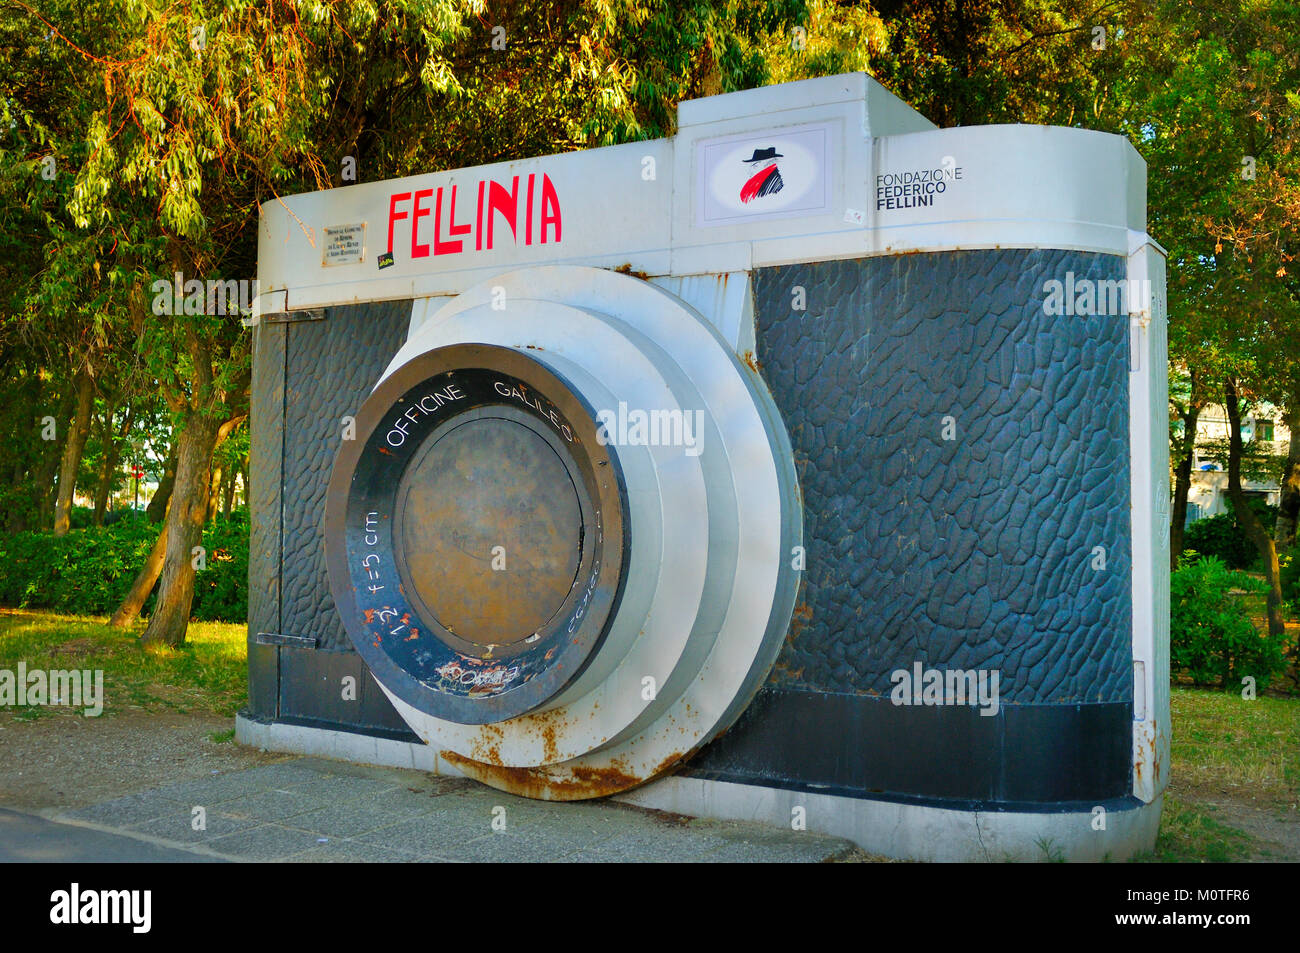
(326, 266, 801, 799)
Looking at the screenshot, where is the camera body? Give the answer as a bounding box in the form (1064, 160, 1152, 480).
(243, 74, 1169, 861)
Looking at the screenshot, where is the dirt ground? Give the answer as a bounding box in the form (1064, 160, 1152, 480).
(1169, 774, 1300, 861)
(0, 708, 287, 812)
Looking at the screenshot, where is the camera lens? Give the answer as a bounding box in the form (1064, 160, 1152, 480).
(393, 412, 584, 652)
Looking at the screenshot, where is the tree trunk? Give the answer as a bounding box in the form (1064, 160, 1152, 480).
(52, 371, 95, 537)
(94, 404, 132, 526)
(10, 376, 66, 533)
(109, 511, 169, 628)
(146, 448, 178, 522)
(140, 415, 220, 646)
(5, 460, 26, 533)
(36, 387, 74, 531)
(1224, 378, 1286, 639)
(90, 411, 109, 526)
(140, 414, 242, 646)
(206, 462, 223, 523)
(222, 465, 236, 516)
(1275, 406, 1300, 551)
(1170, 402, 1201, 569)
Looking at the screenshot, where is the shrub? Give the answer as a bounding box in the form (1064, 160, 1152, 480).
(1170, 554, 1287, 689)
(0, 510, 248, 623)
(1183, 513, 1259, 569)
(1278, 542, 1300, 622)
(191, 510, 249, 622)
(0, 518, 157, 614)
(1182, 498, 1279, 571)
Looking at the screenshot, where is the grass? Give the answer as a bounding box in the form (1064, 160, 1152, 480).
(1169, 686, 1299, 803)
(0, 607, 247, 718)
(1137, 795, 1257, 862)
(1131, 686, 1299, 862)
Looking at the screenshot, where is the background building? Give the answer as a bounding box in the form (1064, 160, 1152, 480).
(1185, 403, 1291, 523)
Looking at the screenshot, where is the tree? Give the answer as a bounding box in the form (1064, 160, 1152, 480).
(1225, 376, 1286, 638)
(1169, 367, 1205, 567)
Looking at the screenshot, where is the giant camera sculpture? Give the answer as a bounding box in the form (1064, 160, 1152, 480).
(243, 74, 1170, 861)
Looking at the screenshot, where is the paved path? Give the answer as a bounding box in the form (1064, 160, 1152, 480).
(23, 757, 856, 863)
(0, 808, 224, 862)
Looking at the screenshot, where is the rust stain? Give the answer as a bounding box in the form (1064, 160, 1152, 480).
(788, 601, 812, 642)
(652, 752, 687, 776)
(541, 723, 559, 762)
(363, 608, 375, 623)
(612, 263, 651, 281)
(740, 349, 761, 374)
(442, 751, 636, 800)
(441, 749, 686, 801)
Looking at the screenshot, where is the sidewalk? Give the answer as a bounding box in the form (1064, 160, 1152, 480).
(18, 756, 860, 863)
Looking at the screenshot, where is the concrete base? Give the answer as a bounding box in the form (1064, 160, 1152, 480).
(235, 714, 1162, 862)
(236, 713, 465, 778)
(619, 776, 1162, 863)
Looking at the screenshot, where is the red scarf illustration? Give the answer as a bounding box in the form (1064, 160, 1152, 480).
(740, 163, 784, 204)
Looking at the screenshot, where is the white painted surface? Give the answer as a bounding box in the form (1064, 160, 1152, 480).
(1127, 238, 1170, 803)
(256, 74, 1146, 314)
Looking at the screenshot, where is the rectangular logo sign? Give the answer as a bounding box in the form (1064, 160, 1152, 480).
(695, 122, 833, 227)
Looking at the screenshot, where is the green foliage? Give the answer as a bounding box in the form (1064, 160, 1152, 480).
(1280, 542, 1300, 609)
(1183, 513, 1262, 569)
(0, 511, 248, 622)
(191, 510, 249, 622)
(1170, 555, 1286, 689)
(1182, 496, 1277, 569)
(0, 517, 157, 614)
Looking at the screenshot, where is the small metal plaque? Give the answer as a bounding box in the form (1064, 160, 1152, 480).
(322, 223, 367, 267)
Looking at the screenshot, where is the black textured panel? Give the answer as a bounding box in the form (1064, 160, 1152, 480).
(685, 687, 1132, 805)
(753, 250, 1132, 705)
(278, 648, 416, 736)
(246, 643, 278, 720)
(281, 302, 413, 651)
(248, 321, 284, 642)
(247, 321, 285, 720)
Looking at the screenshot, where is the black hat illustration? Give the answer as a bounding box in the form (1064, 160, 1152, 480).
(740, 146, 785, 203)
